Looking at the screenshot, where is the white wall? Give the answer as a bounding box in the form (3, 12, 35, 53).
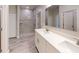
(59, 5, 79, 32)
(9, 5, 17, 38)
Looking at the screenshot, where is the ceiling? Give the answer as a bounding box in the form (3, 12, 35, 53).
(20, 5, 40, 10)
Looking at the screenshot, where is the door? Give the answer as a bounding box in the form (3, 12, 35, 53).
(63, 10, 76, 31)
(9, 6, 17, 38)
(0, 9, 1, 52)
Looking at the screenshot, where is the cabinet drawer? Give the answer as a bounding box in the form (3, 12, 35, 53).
(35, 32, 47, 52)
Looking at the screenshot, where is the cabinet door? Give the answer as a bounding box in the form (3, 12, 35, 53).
(35, 32, 46, 53)
(46, 42, 59, 53)
(38, 37, 46, 53)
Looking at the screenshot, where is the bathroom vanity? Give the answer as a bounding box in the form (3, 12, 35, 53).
(35, 5, 79, 53)
(35, 28, 79, 53)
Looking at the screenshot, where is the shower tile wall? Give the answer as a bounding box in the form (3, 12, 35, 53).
(20, 8, 36, 35)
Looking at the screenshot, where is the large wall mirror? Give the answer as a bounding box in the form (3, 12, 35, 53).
(45, 5, 60, 28)
(45, 5, 77, 32)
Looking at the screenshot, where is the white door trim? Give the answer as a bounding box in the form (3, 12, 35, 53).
(1, 5, 9, 53)
(16, 6, 20, 39)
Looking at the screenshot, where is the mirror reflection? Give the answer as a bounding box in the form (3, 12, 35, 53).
(45, 5, 77, 32)
(45, 5, 60, 28)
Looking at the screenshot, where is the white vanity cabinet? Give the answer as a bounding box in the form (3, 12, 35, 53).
(35, 29, 79, 53)
(35, 31, 59, 53)
(35, 32, 47, 53)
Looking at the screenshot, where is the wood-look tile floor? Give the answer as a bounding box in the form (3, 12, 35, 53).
(9, 32, 38, 53)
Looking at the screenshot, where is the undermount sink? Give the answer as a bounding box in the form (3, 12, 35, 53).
(45, 31, 79, 52)
(44, 31, 66, 44)
(59, 41, 79, 53)
(44, 31, 79, 52)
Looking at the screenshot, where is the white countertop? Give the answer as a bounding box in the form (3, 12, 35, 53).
(35, 29, 79, 53)
(44, 26, 79, 40)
